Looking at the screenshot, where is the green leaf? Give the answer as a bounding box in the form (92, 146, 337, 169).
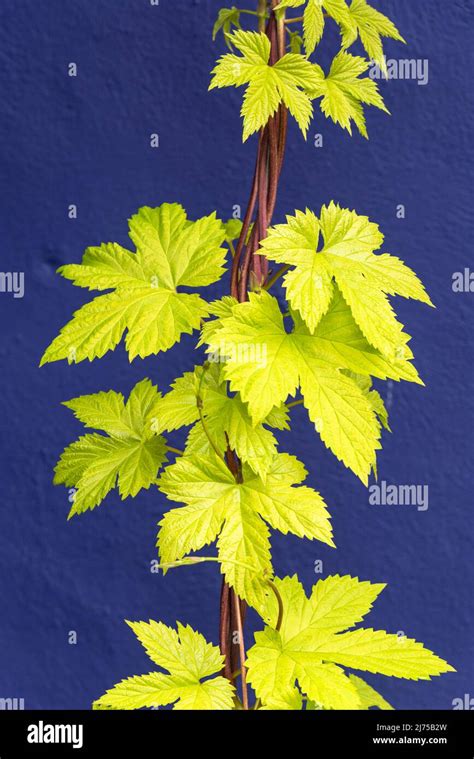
(41, 203, 226, 365)
(275, 0, 305, 6)
(306, 573, 386, 633)
(149, 364, 213, 434)
(324, 0, 355, 27)
(259, 203, 432, 356)
(303, 0, 325, 56)
(184, 412, 285, 468)
(247, 575, 454, 710)
(276, 0, 403, 69)
(209, 30, 323, 140)
(128, 205, 226, 289)
(277, 0, 354, 56)
(223, 218, 243, 242)
(348, 674, 393, 710)
(157, 452, 334, 610)
(94, 621, 234, 710)
(152, 362, 289, 480)
(306, 673, 394, 710)
(55, 379, 168, 517)
(212, 7, 242, 48)
(186, 392, 281, 481)
(288, 31, 304, 55)
(305, 51, 389, 137)
(203, 290, 421, 483)
(260, 688, 304, 710)
(367, 389, 389, 431)
(201, 296, 239, 346)
(343, 371, 390, 432)
(314, 628, 454, 680)
(340, 0, 405, 74)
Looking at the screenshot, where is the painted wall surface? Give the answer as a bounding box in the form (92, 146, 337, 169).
(0, 0, 472, 710)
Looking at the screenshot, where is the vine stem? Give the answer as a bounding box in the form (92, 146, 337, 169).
(233, 591, 249, 709)
(165, 446, 184, 456)
(197, 403, 222, 459)
(263, 263, 290, 290)
(158, 555, 260, 573)
(284, 12, 328, 24)
(266, 579, 284, 632)
(258, 0, 267, 31)
(220, 0, 289, 705)
(219, 583, 233, 680)
(284, 15, 304, 24)
(230, 141, 261, 298)
(254, 580, 284, 710)
(287, 398, 304, 409)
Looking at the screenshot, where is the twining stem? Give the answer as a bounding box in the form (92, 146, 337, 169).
(275, 5, 286, 57)
(263, 263, 290, 290)
(197, 402, 222, 459)
(196, 363, 223, 459)
(284, 15, 304, 24)
(221, 0, 289, 702)
(233, 591, 249, 709)
(219, 583, 233, 680)
(266, 579, 284, 632)
(158, 555, 260, 574)
(165, 446, 184, 456)
(232, 0, 288, 301)
(284, 12, 328, 24)
(225, 440, 243, 483)
(257, 0, 267, 31)
(230, 143, 260, 298)
(254, 580, 284, 710)
(287, 398, 304, 409)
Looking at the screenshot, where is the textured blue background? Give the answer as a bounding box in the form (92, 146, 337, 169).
(0, 0, 472, 710)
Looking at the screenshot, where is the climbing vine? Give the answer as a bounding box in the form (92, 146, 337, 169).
(42, 1, 453, 710)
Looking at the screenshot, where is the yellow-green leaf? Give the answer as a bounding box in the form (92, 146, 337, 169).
(55, 379, 167, 516)
(41, 203, 226, 364)
(94, 621, 234, 711)
(157, 452, 333, 610)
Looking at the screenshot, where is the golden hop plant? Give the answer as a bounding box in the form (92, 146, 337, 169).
(42, 0, 454, 710)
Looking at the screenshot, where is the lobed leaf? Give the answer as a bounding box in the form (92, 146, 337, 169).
(210, 30, 323, 140)
(157, 452, 334, 610)
(94, 621, 234, 710)
(55, 379, 167, 516)
(41, 204, 226, 365)
(203, 290, 421, 482)
(247, 575, 454, 710)
(259, 203, 433, 356)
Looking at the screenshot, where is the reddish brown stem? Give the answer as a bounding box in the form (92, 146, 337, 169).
(220, 0, 289, 702)
(233, 591, 249, 709)
(238, 190, 263, 300)
(253, 125, 270, 285)
(266, 113, 279, 221)
(229, 591, 248, 680)
(219, 582, 233, 680)
(230, 140, 262, 299)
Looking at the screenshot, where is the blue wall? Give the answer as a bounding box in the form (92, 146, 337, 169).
(0, 0, 472, 710)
